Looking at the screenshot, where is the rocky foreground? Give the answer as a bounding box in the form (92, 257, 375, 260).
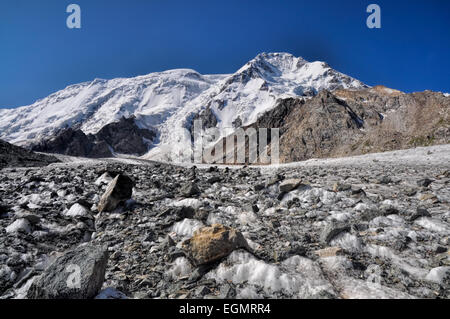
(0, 145, 449, 299)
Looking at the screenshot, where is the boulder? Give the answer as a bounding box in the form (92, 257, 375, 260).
(27, 244, 108, 299)
(6, 218, 31, 234)
(65, 203, 91, 218)
(314, 247, 343, 258)
(410, 207, 431, 221)
(182, 224, 250, 266)
(97, 174, 134, 212)
(180, 182, 200, 197)
(320, 222, 350, 244)
(279, 178, 302, 193)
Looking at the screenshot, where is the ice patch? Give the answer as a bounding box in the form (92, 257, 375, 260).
(171, 198, 203, 209)
(414, 218, 450, 234)
(320, 256, 415, 299)
(425, 266, 449, 284)
(206, 251, 335, 298)
(6, 219, 31, 234)
(94, 172, 113, 186)
(366, 244, 429, 279)
(330, 233, 363, 253)
(238, 211, 257, 225)
(166, 257, 193, 280)
(282, 186, 338, 206)
(64, 203, 90, 218)
(171, 218, 204, 237)
(237, 286, 262, 299)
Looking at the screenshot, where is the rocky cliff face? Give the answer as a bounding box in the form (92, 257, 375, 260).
(275, 87, 449, 162)
(207, 87, 449, 164)
(31, 117, 156, 158)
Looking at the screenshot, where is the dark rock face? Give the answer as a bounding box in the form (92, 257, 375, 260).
(27, 244, 108, 299)
(275, 88, 450, 163)
(98, 174, 134, 212)
(0, 139, 59, 169)
(95, 117, 156, 155)
(31, 117, 155, 158)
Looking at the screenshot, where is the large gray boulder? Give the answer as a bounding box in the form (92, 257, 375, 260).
(97, 174, 134, 212)
(27, 244, 108, 299)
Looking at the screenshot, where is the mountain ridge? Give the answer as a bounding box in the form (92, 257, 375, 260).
(0, 53, 367, 161)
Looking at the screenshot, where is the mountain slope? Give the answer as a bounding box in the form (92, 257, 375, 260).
(211, 87, 450, 164)
(0, 53, 367, 161)
(145, 52, 368, 161)
(0, 69, 222, 146)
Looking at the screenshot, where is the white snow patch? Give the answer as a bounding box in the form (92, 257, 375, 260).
(205, 251, 335, 298)
(6, 219, 31, 234)
(170, 198, 203, 209)
(320, 256, 415, 299)
(424, 267, 450, 284)
(94, 172, 113, 186)
(64, 203, 91, 218)
(171, 218, 204, 237)
(166, 257, 193, 280)
(330, 233, 363, 253)
(414, 218, 450, 234)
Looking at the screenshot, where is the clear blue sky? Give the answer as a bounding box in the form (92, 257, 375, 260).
(1, 0, 449, 108)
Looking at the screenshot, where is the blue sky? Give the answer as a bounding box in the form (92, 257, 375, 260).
(1, 0, 449, 108)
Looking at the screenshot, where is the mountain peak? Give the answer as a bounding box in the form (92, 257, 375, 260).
(0, 52, 368, 161)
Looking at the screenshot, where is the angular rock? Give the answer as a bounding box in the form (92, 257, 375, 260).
(333, 182, 351, 192)
(95, 287, 128, 299)
(314, 247, 343, 258)
(410, 207, 431, 221)
(320, 222, 350, 244)
(279, 178, 302, 193)
(182, 224, 250, 266)
(65, 203, 91, 218)
(417, 178, 433, 187)
(180, 182, 200, 197)
(27, 244, 108, 299)
(14, 211, 41, 225)
(97, 174, 134, 212)
(6, 218, 31, 234)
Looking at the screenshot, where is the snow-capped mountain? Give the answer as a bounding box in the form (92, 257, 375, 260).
(0, 52, 368, 161)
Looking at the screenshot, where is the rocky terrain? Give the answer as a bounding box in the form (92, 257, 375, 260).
(209, 86, 450, 164)
(0, 144, 449, 299)
(0, 139, 59, 170)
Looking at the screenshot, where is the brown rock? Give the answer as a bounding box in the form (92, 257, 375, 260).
(182, 224, 250, 266)
(97, 174, 134, 212)
(314, 247, 343, 258)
